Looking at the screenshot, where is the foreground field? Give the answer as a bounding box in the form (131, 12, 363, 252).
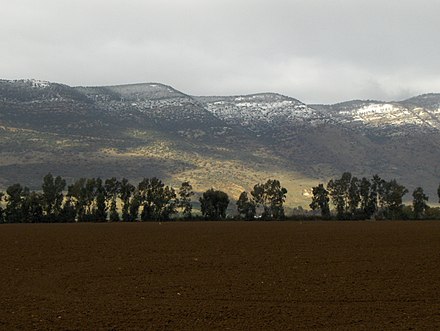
(1, 222, 440, 330)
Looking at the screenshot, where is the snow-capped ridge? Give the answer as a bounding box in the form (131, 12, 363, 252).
(2, 78, 440, 134)
(196, 92, 327, 134)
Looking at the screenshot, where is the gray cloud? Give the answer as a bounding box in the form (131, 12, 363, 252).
(1, 0, 439, 103)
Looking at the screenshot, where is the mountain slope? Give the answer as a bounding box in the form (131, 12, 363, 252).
(1, 79, 440, 207)
(197, 93, 440, 202)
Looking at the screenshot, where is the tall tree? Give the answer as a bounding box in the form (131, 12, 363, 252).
(382, 179, 408, 220)
(5, 183, 25, 223)
(25, 191, 44, 223)
(266, 179, 288, 220)
(251, 179, 287, 220)
(94, 178, 107, 221)
(4, 185, 41, 223)
(105, 177, 120, 222)
(69, 177, 106, 221)
(41, 173, 66, 221)
(327, 172, 362, 219)
(67, 178, 87, 221)
(370, 174, 385, 213)
(129, 191, 141, 222)
(84, 178, 98, 218)
(236, 191, 256, 220)
(327, 177, 346, 219)
(200, 189, 229, 220)
(309, 184, 330, 218)
(119, 178, 134, 222)
(59, 195, 76, 222)
(177, 181, 194, 219)
(412, 187, 429, 219)
(348, 176, 360, 216)
(138, 177, 177, 221)
(19, 187, 32, 223)
(359, 177, 372, 217)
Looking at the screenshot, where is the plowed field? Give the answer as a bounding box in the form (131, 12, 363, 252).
(1, 222, 440, 330)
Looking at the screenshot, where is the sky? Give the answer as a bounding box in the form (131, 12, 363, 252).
(1, 0, 439, 104)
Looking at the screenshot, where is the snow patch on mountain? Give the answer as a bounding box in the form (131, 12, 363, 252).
(19, 79, 51, 88)
(199, 94, 330, 133)
(6, 79, 51, 88)
(335, 102, 440, 131)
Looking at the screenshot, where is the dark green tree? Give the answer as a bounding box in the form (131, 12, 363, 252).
(4, 185, 42, 223)
(265, 179, 288, 220)
(327, 179, 344, 219)
(84, 178, 98, 219)
(119, 178, 134, 222)
(412, 187, 429, 219)
(5, 183, 26, 223)
(138, 177, 177, 221)
(199, 188, 229, 220)
(94, 178, 107, 221)
(359, 177, 373, 218)
(129, 191, 141, 222)
(19, 187, 32, 222)
(177, 181, 194, 219)
(67, 178, 87, 221)
(25, 191, 44, 223)
(105, 177, 120, 222)
(370, 174, 385, 215)
(382, 179, 408, 219)
(59, 195, 76, 222)
(348, 176, 360, 217)
(236, 191, 256, 220)
(41, 173, 66, 221)
(327, 173, 353, 219)
(251, 179, 287, 220)
(309, 184, 330, 218)
(69, 177, 106, 221)
(327, 172, 362, 219)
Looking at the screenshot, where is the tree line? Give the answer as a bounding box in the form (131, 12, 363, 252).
(310, 172, 436, 220)
(0, 174, 288, 223)
(1, 172, 439, 223)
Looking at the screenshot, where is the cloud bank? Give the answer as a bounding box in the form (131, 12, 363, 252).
(1, 0, 439, 103)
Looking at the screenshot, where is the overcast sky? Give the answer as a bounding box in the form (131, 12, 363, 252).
(1, 0, 439, 103)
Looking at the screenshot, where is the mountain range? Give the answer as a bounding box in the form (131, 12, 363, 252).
(1, 78, 440, 207)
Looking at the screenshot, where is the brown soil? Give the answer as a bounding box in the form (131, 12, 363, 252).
(1, 221, 440, 330)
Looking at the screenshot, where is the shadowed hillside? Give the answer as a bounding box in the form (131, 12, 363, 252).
(1, 79, 440, 206)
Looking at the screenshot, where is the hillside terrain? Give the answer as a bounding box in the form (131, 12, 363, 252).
(1, 79, 440, 207)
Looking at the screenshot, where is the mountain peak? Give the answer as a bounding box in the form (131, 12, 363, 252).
(75, 82, 186, 101)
